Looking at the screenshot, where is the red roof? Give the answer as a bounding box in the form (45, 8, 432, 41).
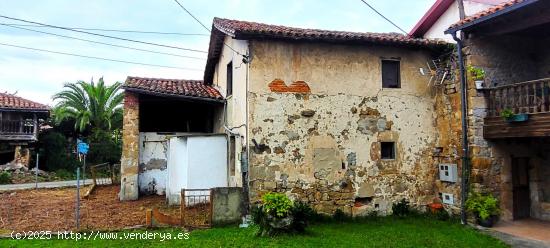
(0, 92, 49, 111)
(213, 18, 445, 47)
(448, 0, 526, 30)
(123, 77, 223, 101)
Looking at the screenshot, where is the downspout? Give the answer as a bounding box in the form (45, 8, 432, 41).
(451, 31, 470, 225)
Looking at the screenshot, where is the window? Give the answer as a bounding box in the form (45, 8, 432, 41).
(226, 61, 233, 97)
(381, 142, 395, 159)
(382, 59, 400, 88)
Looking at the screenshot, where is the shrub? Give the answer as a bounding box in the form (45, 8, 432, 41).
(251, 193, 314, 236)
(392, 198, 411, 217)
(467, 65, 485, 81)
(465, 192, 500, 221)
(0, 172, 11, 184)
(332, 209, 351, 222)
(87, 130, 121, 164)
(500, 108, 515, 120)
(38, 131, 80, 171)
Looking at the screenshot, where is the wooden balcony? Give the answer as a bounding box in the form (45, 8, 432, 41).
(484, 78, 550, 139)
(0, 119, 37, 141)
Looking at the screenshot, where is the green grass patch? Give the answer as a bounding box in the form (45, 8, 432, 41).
(0, 216, 506, 247)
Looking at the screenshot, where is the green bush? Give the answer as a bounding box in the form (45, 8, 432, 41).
(38, 131, 80, 171)
(262, 192, 293, 218)
(467, 65, 485, 81)
(54, 169, 76, 180)
(500, 108, 515, 119)
(0, 172, 11, 184)
(392, 199, 411, 217)
(251, 193, 314, 236)
(465, 192, 500, 221)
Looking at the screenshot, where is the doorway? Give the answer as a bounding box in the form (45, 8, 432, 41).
(512, 157, 530, 219)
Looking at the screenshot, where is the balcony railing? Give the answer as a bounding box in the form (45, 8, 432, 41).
(0, 120, 36, 135)
(487, 78, 550, 117)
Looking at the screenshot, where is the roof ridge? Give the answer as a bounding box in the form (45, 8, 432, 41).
(0, 92, 50, 110)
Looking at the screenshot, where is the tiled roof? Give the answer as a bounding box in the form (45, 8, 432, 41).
(0, 93, 49, 111)
(213, 18, 446, 47)
(205, 18, 448, 84)
(448, 0, 526, 29)
(123, 77, 223, 101)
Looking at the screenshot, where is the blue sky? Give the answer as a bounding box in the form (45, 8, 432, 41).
(0, 0, 435, 105)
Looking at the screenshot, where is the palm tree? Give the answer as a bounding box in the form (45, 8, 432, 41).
(53, 77, 123, 134)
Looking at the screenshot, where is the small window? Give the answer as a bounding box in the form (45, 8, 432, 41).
(381, 142, 395, 159)
(382, 60, 400, 88)
(226, 61, 233, 96)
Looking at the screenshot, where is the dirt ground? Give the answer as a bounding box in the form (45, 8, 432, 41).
(0, 185, 179, 233)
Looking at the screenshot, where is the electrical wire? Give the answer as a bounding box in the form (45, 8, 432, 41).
(0, 42, 203, 70)
(0, 23, 206, 60)
(172, 0, 246, 57)
(1, 23, 209, 36)
(0, 15, 208, 53)
(359, 0, 408, 34)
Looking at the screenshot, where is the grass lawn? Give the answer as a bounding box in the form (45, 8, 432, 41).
(0, 216, 507, 247)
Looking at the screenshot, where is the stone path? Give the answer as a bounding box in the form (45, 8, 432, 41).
(476, 219, 550, 248)
(0, 179, 98, 191)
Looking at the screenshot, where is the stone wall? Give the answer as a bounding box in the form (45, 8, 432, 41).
(120, 91, 140, 201)
(246, 40, 462, 215)
(464, 34, 550, 221)
(211, 187, 245, 226)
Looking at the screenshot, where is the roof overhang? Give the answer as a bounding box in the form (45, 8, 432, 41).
(409, 0, 455, 37)
(123, 87, 225, 104)
(445, 0, 540, 34)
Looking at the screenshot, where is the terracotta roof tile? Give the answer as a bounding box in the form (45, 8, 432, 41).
(449, 0, 525, 29)
(213, 18, 446, 47)
(0, 93, 49, 111)
(123, 77, 223, 101)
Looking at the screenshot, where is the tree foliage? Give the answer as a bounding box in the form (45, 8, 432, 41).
(52, 77, 123, 133)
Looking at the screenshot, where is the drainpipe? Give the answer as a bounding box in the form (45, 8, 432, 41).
(451, 31, 470, 225)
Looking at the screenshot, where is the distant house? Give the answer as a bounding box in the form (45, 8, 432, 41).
(120, 18, 463, 217)
(410, 0, 507, 41)
(0, 93, 49, 168)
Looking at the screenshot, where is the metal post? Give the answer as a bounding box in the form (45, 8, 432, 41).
(76, 167, 80, 230)
(83, 155, 86, 181)
(34, 153, 39, 189)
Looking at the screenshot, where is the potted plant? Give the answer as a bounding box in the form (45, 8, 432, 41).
(467, 65, 485, 89)
(465, 192, 500, 227)
(500, 108, 529, 122)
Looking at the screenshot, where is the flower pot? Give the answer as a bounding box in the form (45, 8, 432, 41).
(428, 203, 443, 213)
(506, 113, 529, 123)
(477, 215, 497, 228)
(475, 80, 484, 89)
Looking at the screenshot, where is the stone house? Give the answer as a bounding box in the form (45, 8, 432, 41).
(445, 0, 550, 221)
(119, 15, 480, 217)
(0, 93, 49, 169)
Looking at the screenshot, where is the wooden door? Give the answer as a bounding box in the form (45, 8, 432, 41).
(512, 157, 530, 219)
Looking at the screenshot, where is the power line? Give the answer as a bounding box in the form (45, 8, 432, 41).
(359, 0, 408, 34)
(0, 23, 205, 60)
(0, 42, 203, 71)
(0, 15, 208, 53)
(173, 0, 211, 32)
(1, 23, 209, 36)
(172, 0, 245, 57)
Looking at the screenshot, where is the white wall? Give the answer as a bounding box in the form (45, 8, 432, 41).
(212, 36, 249, 187)
(166, 135, 228, 205)
(424, 1, 502, 42)
(138, 132, 169, 195)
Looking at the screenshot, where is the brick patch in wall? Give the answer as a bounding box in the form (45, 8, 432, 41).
(268, 79, 310, 93)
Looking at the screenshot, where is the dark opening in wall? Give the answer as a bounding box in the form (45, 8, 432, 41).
(138, 94, 222, 133)
(354, 197, 373, 207)
(381, 142, 396, 159)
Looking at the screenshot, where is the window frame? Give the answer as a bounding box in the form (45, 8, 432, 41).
(226, 61, 233, 97)
(381, 58, 401, 89)
(380, 141, 396, 160)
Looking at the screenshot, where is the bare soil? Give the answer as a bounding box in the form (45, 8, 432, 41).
(0, 185, 178, 233)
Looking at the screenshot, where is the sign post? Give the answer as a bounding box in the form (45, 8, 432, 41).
(77, 140, 89, 181)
